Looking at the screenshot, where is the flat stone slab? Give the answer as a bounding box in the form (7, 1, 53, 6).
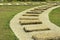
(38, 5, 55, 10)
(30, 9, 44, 12)
(19, 20, 42, 25)
(40, 7, 49, 10)
(32, 31, 60, 40)
(23, 13, 39, 15)
(34, 6, 48, 10)
(26, 11, 41, 14)
(30, 9, 43, 12)
(23, 24, 50, 32)
(34, 8, 43, 10)
(19, 16, 38, 20)
(20, 15, 38, 17)
(20, 20, 40, 22)
(19, 17, 38, 20)
(23, 14, 39, 17)
(0, 3, 3, 5)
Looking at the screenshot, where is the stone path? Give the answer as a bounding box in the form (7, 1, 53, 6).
(10, 5, 60, 40)
(0, 3, 40, 6)
(0, 2, 59, 6)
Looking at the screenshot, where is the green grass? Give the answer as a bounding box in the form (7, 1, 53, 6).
(0, 5, 36, 40)
(49, 7, 60, 27)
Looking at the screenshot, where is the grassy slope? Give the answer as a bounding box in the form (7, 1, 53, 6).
(49, 7, 60, 27)
(0, 5, 36, 40)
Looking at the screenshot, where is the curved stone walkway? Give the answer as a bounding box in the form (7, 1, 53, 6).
(10, 5, 60, 40)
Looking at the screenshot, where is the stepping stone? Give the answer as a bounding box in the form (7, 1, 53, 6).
(30, 9, 44, 12)
(16, 3, 20, 5)
(32, 31, 60, 40)
(19, 20, 42, 25)
(7, 3, 12, 5)
(20, 20, 41, 23)
(19, 17, 38, 20)
(33, 7, 47, 11)
(34, 5, 49, 10)
(48, 4, 57, 7)
(45, 5, 52, 8)
(23, 13, 39, 15)
(19, 16, 39, 21)
(46, 6, 52, 8)
(3, 3, 12, 5)
(23, 14, 39, 17)
(19, 16, 38, 19)
(34, 8, 43, 11)
(46, 4, 55, 8)
(28, 10, 43, 14)
(26, 11, 41, 14)
(51, 3, 58, 6)
(23, 25, 50, 32)
(20, 18, 38, 20)
(0, 3, 3, 5)
(40, 7, 49, 10)
(37, 5, 51, 10)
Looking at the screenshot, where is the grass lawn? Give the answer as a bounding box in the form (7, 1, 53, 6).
(0, 5, 37, 40)
(49, 7, 60, 27)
